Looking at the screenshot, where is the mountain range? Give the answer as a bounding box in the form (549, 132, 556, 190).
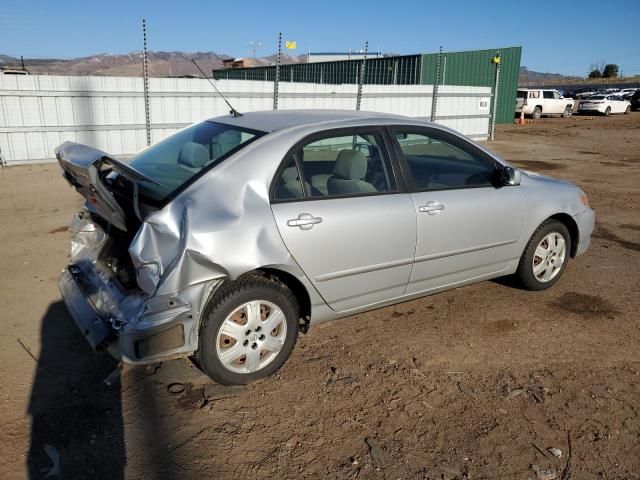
(0, 51, 304, 77)
(1, 51, 582, 82)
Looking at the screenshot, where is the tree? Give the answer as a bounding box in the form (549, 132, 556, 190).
(602, 64, 619, 78)
(588, 69, 602, 79)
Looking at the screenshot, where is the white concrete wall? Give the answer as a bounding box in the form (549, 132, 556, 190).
(0, 75, 491, 165)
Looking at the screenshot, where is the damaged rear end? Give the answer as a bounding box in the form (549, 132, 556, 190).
(56, 142, 201, 362)
(55, 120, 296, 367)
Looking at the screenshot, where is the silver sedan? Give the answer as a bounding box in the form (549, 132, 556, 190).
(56, 110, 595, 384)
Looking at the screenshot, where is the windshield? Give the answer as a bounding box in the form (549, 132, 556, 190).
(127, 121, 263, 201)
(588, 95, 605, 100)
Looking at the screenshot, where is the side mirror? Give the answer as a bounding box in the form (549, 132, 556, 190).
(501, 166, 521, 186)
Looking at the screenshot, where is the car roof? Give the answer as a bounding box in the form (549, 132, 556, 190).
(207, 109, 407, 133)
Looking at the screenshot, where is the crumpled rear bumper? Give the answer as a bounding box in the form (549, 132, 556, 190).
(59, 267, 119, 352)
(59, 263, 213, 364)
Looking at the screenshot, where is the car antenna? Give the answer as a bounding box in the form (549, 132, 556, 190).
(191, 59, 243, 117)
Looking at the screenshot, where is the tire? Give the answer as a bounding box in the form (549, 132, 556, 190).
(604, 106, 611, 116)
(532, 106, 542, 120)
(562, 105, 572, 118)
(516, 220, 571, 291)
(624, 105, 631, 114)
(197, 275, 299, 385)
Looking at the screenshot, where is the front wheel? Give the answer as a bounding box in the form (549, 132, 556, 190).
(604, 106, 611, 116)
(624, 105, 631, 114)
(562, 106, 572, 118)
(516, 220, 570, 291)
(198, 275, 299, 385)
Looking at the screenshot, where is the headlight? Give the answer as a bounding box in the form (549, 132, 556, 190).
(136, 262, 161, 295)
(579, 191, 589, 207)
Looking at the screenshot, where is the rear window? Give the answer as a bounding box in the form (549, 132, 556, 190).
(127, 121, 263, 201)
(589, 95, 605, 100)
(517, 91, 527, 99)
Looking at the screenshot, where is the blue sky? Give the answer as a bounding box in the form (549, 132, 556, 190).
(1, 0, 639, 76)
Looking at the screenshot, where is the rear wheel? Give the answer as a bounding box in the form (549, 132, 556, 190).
(624, 105, 631, 114)
(562, 106, 572, 118)
(198, 275, 299, 385)
(604, 106, 611, 116)
(517, 220, 570, 291)
(532, 106, 542, 120)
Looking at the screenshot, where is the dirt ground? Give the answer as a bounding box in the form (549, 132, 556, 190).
(0, 113, 639, 480)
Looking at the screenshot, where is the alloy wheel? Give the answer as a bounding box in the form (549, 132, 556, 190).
(215, 300, 287, 374)
(532, 232, 566, 282)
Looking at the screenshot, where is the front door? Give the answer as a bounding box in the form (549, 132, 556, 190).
(390, 128, 523, 294)
(270, 128, 416, 312)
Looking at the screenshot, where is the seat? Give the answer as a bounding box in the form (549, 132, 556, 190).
(311, 174, 332, 196)
(327, 149, 377, 195)
(276, 166, 309, 199)
(211, 130, 241, 159)
(177, 142, 209, 168)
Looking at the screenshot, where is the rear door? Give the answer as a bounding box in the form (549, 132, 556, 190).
(270, 128, 416, 312)
(610, 95, 625, 113)
(389, 127, 523, 295)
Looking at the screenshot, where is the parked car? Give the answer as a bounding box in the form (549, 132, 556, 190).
(516, 89, 574, 119)
(574, 88, 599, 99)
(617, 88, 639, 96)
(578, 94, 631, 115)
(631, 90, 640, 111)
(56, 110, 595, 384)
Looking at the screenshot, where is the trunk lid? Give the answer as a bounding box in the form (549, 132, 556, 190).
(55, 142, 159, 231)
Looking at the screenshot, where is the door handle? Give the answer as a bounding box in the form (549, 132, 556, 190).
(419, 201, 445, 215)
(287, 213, 323, 230)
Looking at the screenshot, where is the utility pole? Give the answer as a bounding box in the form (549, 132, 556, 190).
(247, 41, 262, 57)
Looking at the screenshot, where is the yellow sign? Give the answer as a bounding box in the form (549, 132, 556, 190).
(285, 40, 297, 50)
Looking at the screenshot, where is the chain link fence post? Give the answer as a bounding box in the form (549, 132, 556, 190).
(490, 51, 502, 141)
(355, 41, 368, 111)
(142, 19, 151, 146)
(430, 46, 442, 122)
(273, 32, 282, 110)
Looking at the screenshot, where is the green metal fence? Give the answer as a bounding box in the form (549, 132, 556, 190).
(213, 55, 422, 85)
(212, 47, 522, 125)
(421, 47, 522, 125)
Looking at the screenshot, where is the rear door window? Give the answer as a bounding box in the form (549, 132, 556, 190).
(272, 130, 397, 201)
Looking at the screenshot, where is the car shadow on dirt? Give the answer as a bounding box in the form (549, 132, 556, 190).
(27, 301, 125, 479)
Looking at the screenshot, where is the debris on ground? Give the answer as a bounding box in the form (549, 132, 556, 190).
(365, 437, 386, 468)
(167, 382, 186, 394)
(457, 382, 477, 399)
(103, 363, 123, 386)
(531, 463, 557, 480)
(503, 387, 525, 400)
(43, 444, 60, 478)
(548, 447, 562, 458)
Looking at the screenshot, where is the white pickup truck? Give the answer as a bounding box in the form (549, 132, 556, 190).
(516, 89, 575, 119)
